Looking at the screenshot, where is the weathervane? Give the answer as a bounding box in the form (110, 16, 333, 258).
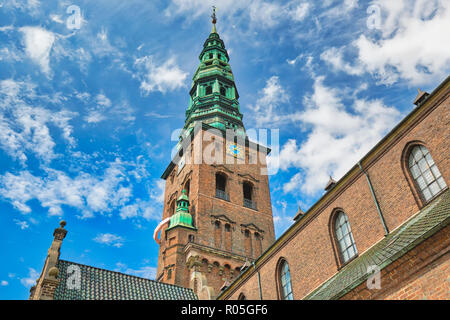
(211, 6, 217, 24)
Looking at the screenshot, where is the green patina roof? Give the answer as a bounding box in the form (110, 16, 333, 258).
(53, 260, 197, 300)
(167, 189, 196, 231)
(305, 189, 450, 300)
(183, 17, 245, 136)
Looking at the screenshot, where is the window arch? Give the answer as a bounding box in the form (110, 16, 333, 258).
(169, 200, 176, 216)
(224, 223, 232, 251)
(243, 181, 256, 209)
(184, 180, 190, 198)
(215, 172, 229, 200)
(334, 211, 358, 264)
(220, 86, 226, 97)
(277, 259, 293, 300)
(254, 232, 262, 257)
(408, 145, 446, 202)
(214, 220, 222, 248)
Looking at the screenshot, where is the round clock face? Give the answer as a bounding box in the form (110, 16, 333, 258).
(229, 144, 241, 157)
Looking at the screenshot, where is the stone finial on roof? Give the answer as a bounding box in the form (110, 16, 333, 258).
(293, 206, 305, 221)
(413, 88, 429, 106)
(53, 220, 68, 241)
(324, 176, 337, 191)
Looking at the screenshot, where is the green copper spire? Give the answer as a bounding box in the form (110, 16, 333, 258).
(183, 8, 245, 136)
(167, 189, 196, 230)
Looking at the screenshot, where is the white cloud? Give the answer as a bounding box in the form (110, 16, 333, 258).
(119, 198, 160, 221)
(134, 55, 188, 95)
(19, 26, 55, 75)
(323, 0, 450, 85)
(115, 262, 156, 280)
(272, 200, 294, 237)
(151, 179, 165, 204)
(320, 47, 363, 76)
(82, 92, 135, 124)
(93, 233, 125, 248)
(164, 0, 311, 29)
(0, 79, 77, 164)
(1, 280, 8, 286)
(20, 268, 39, 288)
(248, 76, 292, 127)
(279, 76, 401, 195)
(0, 159, 133, 218)
(14, 219, 30, 230)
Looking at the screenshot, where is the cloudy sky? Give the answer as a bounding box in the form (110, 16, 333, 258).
(0, 0, 449, 299)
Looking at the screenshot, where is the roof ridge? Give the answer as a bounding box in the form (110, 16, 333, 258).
(58, 259, 194, 292)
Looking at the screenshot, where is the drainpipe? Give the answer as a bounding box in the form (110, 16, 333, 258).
(358, 162, 389, 236)
(252, 261, 263, 300)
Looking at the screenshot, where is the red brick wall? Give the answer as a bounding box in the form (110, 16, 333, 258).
(157, 128, 276, 295)
(222, 81, 449, 300)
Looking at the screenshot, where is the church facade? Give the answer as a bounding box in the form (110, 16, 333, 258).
(154, 11, 275, 300)
(218, 78, 450, 300)
(28, 12, 449, 300)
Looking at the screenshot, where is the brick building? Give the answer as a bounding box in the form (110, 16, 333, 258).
(154, 10, 275, 299)
(218, 77, 450, 300)
(29, 11, 449, 300)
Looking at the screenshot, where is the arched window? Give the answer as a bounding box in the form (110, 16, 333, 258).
(408, 145, 446, 202)
(224, 223, 232, 251)
(214, 221, 222, 248)
(215, 173, 229, 200)
(184, 180, 190, 198)
(254, 232, 262, 257)
(243, 182, 256, 209)
(334, 211, 358, 264)
(244, 229, 252, 257)
(220, 86, 226, 96)
(169, 200, 176, 216)
(279, 260, 293, 300)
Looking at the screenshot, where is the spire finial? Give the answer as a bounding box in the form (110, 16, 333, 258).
(211, 6, 217, 33)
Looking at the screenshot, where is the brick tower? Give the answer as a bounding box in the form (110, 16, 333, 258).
(155, 9, 275, 300)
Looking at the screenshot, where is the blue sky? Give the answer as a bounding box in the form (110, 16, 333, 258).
(0, 0, 449, 299)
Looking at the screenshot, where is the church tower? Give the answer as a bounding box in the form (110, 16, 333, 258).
(155, 9, 275, 300)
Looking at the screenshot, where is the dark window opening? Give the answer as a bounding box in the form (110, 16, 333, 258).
(209, 53, 213, 59)
(216, 173, 229, 201)
(243, 182, 256, 210)
(220, 86, 226, 96)
(205, 85, 212, 95)
(169, 200, 175, 216)
(184, 180, 190, 197)
(243, 182, 252, 200)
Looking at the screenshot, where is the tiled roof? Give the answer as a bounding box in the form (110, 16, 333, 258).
(53, 260, 197, 300)
(305, 189, 450, 300)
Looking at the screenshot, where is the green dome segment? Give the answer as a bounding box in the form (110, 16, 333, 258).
(183, 11, 245, 137)
(167, 190, 196, 231)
